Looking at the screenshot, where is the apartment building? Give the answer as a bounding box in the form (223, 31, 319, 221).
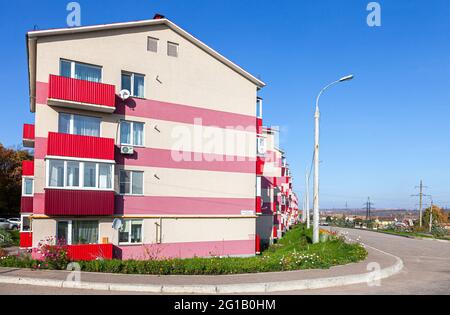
(256, 126, 299, 250)
(19, 16, 299, 261)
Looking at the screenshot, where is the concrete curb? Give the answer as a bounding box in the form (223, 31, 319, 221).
(0, 245, 403, 294)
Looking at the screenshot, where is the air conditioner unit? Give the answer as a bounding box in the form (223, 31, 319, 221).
(121, 146, 134, 155)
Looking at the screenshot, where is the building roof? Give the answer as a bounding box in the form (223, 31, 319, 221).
(26, 17, 266, 112)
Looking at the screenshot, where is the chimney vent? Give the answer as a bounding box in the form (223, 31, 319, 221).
(153, 14, 165, 20)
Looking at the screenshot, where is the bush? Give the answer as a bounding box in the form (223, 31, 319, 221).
(431, 226, 448, 238)
(1, 225, 368, 275)
(0, 229, 13, 248)
(37, 236, 70, 270)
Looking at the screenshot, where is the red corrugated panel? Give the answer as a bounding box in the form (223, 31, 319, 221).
(20, 232, 33, 248)
(45, 189, 115, 216)
(255, 234, 261, 254)
(256, 157, 265, 175)
(256, 197, 262, 215)
(48, 75, 116, 108)
(21, 197, 34, 213)
(22, 160, 34, 176)
(47, 132, 115, 161)
(67, 244, 114, 261)
(23, 124, 35, 140)
(273, 226, 278, 239)
(256, 118, 263, 135)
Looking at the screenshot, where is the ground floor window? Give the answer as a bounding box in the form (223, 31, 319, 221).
(119, 220, 143, 244)
(56, 220, 99, 245)
(21, 215, 32, 232)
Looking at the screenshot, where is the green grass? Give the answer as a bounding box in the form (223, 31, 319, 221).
(0, 225, 368, 275)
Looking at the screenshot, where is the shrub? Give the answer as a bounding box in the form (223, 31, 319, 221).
(37, 236, 70, 270)
(431, 226, 448, 238)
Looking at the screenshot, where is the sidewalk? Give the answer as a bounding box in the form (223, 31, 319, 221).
(0, 245, 403, 293)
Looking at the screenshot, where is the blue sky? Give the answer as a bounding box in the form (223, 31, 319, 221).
(1, 0, 449, 209)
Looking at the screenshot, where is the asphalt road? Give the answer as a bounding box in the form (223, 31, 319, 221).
(288, 227, 450, 295)
(0, 227, 449, 295)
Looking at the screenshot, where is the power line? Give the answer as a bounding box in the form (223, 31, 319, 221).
(363, 197, 375, 221)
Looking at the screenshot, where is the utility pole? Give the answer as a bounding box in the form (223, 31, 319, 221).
(364, 197, 374, 221)
(412, 180, 429, 228)
(429, 199, 434, 233)
(305, 170, 310, 229)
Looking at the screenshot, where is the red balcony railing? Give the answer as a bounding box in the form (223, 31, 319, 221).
(67, 244, 114, 261)
(47, 132, 115, 161)
(273, 226, 278, 239)
(256, 157, 265, 176)
(20, 232, 33, 248)
(22, 160, 34, 177)
(256, 197, 262, 215)
(256, 118, 263, 135)
(255, 234, 261, 255)
(23, 124, 35, 148)
(45, 189, 115, 216)
(48, 75, 116, 112)
(21, 197, 34, 213)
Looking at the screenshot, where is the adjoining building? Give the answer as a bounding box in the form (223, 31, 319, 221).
(19, 16, 299, 260)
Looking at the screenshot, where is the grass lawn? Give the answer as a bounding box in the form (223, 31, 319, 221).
(0, 225, 368, 275)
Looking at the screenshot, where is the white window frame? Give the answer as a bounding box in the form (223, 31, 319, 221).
(57, 220, 100, 245)
(119, 170, 145, 196)
(60, 59, 103, 83)
(256, 177, 262, 197)
(121, 72, 145, 98)
(120, 120, 145, 147)
(257, 137, 267, 156)
(22, 177, 34, 197)
(20, 214, 32, 233)
(46, 159, 114, 191)
(119, 219, 144, 245)
(58, 113, 102, 137)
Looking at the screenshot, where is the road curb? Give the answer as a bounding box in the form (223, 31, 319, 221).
(0, 245, 404, 293)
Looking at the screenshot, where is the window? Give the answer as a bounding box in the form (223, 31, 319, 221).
(22, 178, 34, 196)
(257, 137, 267, 156)
(119, 220, 143, 244)
(60, 60, 102, 83)
(59, 113, 101, 137)
(256, 177, 262, 197)
(147, 37, 158, 52)
(57, 220, 99, 245)
(167, 42, 179, 57)
(121, 72, 145, 98)
(47, 160, 113, 190)
(21, 215, 32, 232)
(120, 170, 144, 195)
(120, 121, 144, 146)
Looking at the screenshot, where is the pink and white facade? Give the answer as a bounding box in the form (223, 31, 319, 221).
(20, 17, 298, 261)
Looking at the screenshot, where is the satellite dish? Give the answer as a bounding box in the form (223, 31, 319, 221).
(112, 218, 123, 230)
(119, 89, 131, 100)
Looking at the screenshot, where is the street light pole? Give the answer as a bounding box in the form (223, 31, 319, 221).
(305, 170, 310, 229)
(313, 75, 354, 244)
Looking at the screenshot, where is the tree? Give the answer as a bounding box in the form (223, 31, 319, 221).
(0, 144, 33, 216)
(326, 216, 332, 223)
(423, 205, 447, 229)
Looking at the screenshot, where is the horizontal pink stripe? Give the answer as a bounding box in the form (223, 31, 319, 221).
(119, 239, 255, 260)
(36, 137, 256, 173)
(36, 81, 258, 129)
(33, 193, 45, 215)
(116, 196, 255, 215)
(116, 147, 256, 173)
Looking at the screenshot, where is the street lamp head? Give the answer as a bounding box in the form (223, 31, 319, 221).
(339, 74, 354, 82)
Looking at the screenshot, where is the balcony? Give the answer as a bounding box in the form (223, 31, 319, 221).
(22, 160, 34, 177)
(21, 197, 34, 213)
(256, 157, 265, 176)
(47, 132, 115, 161)
(67, 244, 114, 261)
(45, 189, 115, 216)
(20, 232, 33, 248)
(47, 75, 116, 113)
(256, 118, 263, 135)
(23, 124, 35, 148)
